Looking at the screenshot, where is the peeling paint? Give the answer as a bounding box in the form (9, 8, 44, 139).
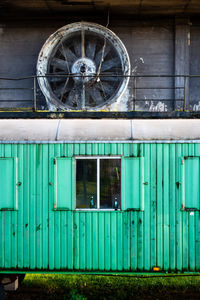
(108, 87, 130, 111)
(149, 101, 168, 112)
(193, 102, 200, 111)
(132, 66, 138, 74)
(136, 101, 168, 112)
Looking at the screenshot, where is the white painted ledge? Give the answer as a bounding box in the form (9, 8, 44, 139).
(0, 119, 199, 141)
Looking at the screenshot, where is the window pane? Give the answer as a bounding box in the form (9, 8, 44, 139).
(100, 159, 121, 209)
(76, 159, 97, 208)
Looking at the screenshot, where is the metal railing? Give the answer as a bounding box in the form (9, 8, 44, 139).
(0, 74, 199, 114)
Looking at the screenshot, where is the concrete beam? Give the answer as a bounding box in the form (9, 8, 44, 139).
(174, 17, 190, 111)
(0, 119, 200, 141)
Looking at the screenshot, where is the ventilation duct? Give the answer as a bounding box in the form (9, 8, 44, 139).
(37, 22, 130, 111)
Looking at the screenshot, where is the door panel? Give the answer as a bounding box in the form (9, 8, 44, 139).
(179, 156, 200, 271)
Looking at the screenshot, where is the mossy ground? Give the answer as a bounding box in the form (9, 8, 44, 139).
(6, 274, 200, 300)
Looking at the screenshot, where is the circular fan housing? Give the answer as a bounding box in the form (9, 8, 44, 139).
(37, 22, 130, 111)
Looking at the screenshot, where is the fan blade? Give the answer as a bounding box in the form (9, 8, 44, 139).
(101, 75, 121, 83)
(73, 40, 81, 58)
(95, 45, 111, 67)
(67, 89, 76, 106)
(88, 86, 104, 105)
(97, 81, 115, 97)
(60, 45, 77, 63)
(54, 83, 71, 98)
(67, 87, 81, 108)
(101, 57, 121, 72)
(86, 40, 96, 59)
(51, 58, 69, 71)
(48, 76, 66, 84)
(84, 90, 90, 106)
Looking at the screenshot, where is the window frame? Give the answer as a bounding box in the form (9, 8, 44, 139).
(179, 156, 200, 211)
(53, 157, 74, 211)
(75, 156, 121, 211)
(0, 157, 18, 211)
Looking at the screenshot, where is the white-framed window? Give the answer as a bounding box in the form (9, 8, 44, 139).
(75, 157, 121, 210)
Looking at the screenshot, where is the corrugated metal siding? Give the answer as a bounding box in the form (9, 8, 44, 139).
(0, 143, 200, 272)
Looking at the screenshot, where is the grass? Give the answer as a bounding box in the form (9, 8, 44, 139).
(14, 273, 200, 300)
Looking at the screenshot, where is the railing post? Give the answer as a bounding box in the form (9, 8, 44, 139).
(133, 76, 136, 111)
(184, 76, 186, 111)
(183, 75, 190, 111)
(33, 76, 37, 111)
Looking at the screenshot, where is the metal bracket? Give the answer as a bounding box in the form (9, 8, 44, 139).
(181, 207, 200, 212)
(125, 208, 143, 212)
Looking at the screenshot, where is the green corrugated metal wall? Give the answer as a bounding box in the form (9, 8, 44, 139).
(0, 142, 200, 272)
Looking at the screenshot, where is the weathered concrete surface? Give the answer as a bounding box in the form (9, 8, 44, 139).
(0, 119, 59, 141)
(1, 119, 200, 141)
(58, 119, 131, 140)
(132, 119, 200, 140)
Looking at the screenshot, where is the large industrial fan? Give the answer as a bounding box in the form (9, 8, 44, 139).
(37, 22, 130, 110)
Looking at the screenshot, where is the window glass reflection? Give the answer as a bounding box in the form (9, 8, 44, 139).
(100, 159, 121, 209)
(76, 159, 97, 208)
